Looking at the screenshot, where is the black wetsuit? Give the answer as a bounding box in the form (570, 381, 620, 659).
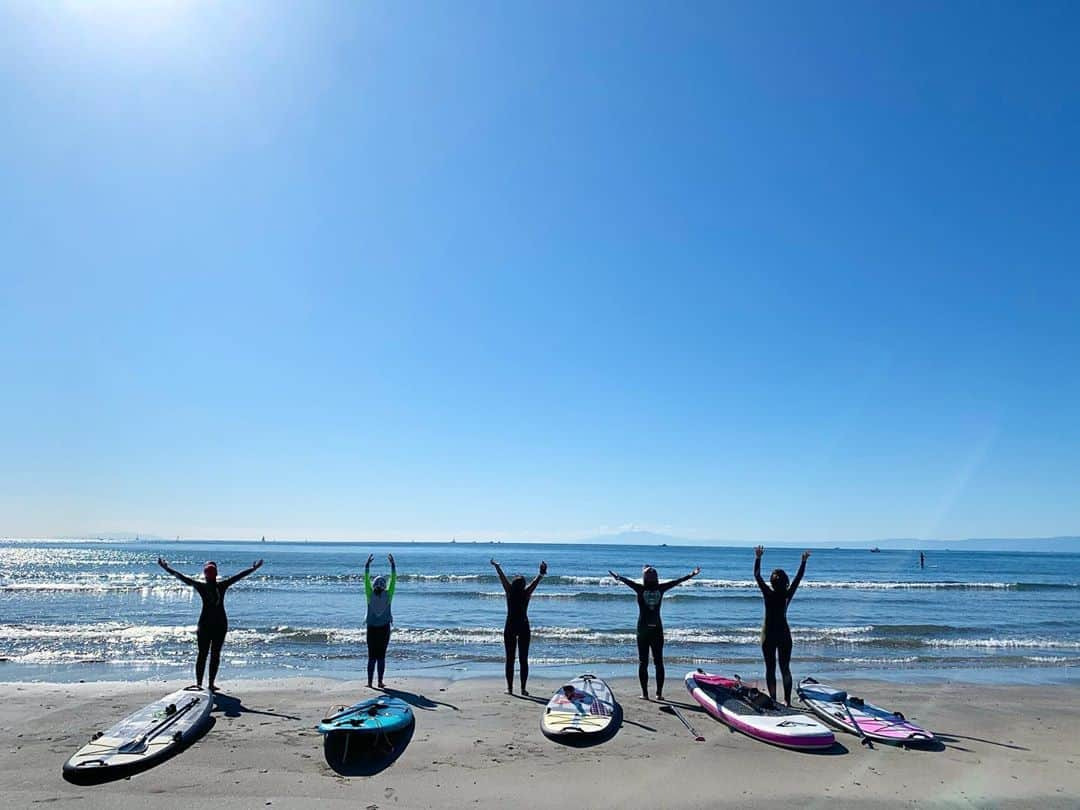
(503, 586, 532, 692)
(620, 577, 683, 698)
(165, 566, 255, 688)
(192, 580, 232, 685)
(196, 578, 245, 686)
(754, 557, 806, 704)
(193, 580, 231, 636)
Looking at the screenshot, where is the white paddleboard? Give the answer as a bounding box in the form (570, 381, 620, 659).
(63, 686, 213, 783)
(541, 674, 618, 739)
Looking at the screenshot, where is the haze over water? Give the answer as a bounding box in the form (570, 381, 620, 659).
(2, 539, 1077, 686)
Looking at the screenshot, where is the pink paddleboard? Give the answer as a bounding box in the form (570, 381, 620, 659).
(685, 670, 835, 750)
(797, 678, 934, 746)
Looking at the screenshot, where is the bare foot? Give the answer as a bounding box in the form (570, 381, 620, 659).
(521, 689, 530, 696)
(377, 682, 386, 689)
(639, 693, 649, 700)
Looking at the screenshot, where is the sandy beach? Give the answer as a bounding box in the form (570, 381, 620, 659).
(1, 675, 1077, 809)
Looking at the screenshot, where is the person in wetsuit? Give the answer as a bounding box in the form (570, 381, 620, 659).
(753, 546, 810, 706)
(490, 558, 547, 695)
(157, 556, 263, 691)
(610, 564, 701, 700)
(364, 553, 396, 688)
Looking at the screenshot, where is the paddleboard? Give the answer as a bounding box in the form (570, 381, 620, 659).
(63, 685, 213, 783)
(797, 677, 934, 746)
(541, 674, 617, 739)
(318, 696, 413, 737)
(685, 670, 834, 750)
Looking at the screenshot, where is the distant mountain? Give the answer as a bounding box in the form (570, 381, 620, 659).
(576, 531, 1080, 553)
(576, 531, 831, 547)
(580, 530, 684, 546)
(812, 536, 1080, 552)
(89, 533, 167, 542)
(903, 536, 1080, 553)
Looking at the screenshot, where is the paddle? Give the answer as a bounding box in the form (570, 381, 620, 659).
(800, 676, 870, 748)
(107, 695, 200, 755)
(322, 699, 386, 725)
(842, 697, 873, 748)
(663, 703, 705, 742)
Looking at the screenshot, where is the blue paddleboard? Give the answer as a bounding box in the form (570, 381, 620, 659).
(318, 696, 413, 736)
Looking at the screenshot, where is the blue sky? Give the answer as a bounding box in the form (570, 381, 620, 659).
(1, 1, 1077, 542)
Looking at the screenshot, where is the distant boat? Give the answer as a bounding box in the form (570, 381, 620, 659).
(870, 547, 881, 553)
(660, 543, 668, 547)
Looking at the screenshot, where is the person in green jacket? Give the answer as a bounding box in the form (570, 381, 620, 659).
(364, 553, 397, 688)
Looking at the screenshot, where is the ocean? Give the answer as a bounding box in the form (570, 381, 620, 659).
(2, 540, 1078, 685)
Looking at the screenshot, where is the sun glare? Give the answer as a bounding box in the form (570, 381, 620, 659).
(62, 0, 196, 37)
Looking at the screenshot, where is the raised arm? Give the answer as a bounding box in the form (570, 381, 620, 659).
(490, 559, 512, 592)
(525, 561, 548, 597)
(222, 559, 263, 588)
(387, 554, 397, 599)
(158, 557, 198, 588)
(787, 551, 810, 601)
(609, 570, 643, 593)
(660, 566, 701, 592)
(753, 546, 769, 594)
